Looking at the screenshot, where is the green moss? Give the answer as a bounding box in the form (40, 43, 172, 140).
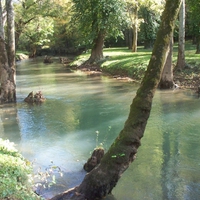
(0, 139, 42, 200)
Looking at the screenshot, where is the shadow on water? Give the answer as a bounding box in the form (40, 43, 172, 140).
(0, 58, 200, 199)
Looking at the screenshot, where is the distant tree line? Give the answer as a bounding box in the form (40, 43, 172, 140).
(13, 0, 199, 57)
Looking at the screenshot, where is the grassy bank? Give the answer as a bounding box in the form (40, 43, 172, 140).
(72, 41, 200, 83)
(0, 139, 41, 200)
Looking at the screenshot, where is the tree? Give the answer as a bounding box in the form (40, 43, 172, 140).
(51, 0, 182, 199)
(48, 0, 74, 55)
(187, 0, 200, 54)
(21, 16, 54, 57)
(14, 0, 44, 48)
(0, 0, 16, 103)
(126, 0, 139, 52)
(72, 0, 127, 64)
(14, 0, 68, 49)
(176, 0, 186, 70)
(125, 0, 164, 51)
(159, 37, 174, 89)
(139, 6, 160, 49)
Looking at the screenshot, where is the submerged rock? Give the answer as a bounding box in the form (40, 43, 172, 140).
(24, 91, 46, 103)
(44, 55, 53, 63)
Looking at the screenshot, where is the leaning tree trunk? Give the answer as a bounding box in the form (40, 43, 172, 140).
(0, 0, 16, 103)
(86, 30, 105, 64)
(159, 37, 174, 89)
(51, 0, 181, 199)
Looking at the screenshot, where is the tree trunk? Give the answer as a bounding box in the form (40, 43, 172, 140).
(87, 30, 105, 64)
(159, 37, 174, 89)
(0, 0, 16, 103)
(124, 28, 133, 50)
(132, 2, 138, 52)
(6, 0, 15, 68)
(132, 23, 137, 52)
(176, 0, 186, 70)
(0, 1, 4, 38)
(15, 22, 23, 49)
(127, 28, 133, 49)
(50, 0, 181, 199)
(196, 34, 200, 54)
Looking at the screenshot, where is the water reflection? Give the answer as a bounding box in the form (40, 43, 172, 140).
(0, 58, 200, 199)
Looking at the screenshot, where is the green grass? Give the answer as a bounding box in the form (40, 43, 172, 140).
(72, 41, 200, 81)
(102, 47, 151, 80)
(173, 42, 200, 65)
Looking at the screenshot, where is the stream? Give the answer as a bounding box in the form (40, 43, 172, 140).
(0, 57, 200, 200)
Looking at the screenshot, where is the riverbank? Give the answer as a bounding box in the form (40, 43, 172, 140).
(16, 51, 29, 61)
(71, 43, 200, 92)
(16, 43, 200, 91)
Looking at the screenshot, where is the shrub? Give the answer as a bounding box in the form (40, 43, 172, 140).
(0, 139, 42, 200)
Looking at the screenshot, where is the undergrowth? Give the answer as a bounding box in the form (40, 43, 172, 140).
(0, 138, 42, 200)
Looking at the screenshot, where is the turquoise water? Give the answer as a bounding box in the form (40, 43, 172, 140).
(0, 57, 200, 199)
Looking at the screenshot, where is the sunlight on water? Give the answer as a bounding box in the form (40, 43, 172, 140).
(0, 58, 200, 199)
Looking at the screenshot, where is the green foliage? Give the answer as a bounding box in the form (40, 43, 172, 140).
(25, 17, 54, 46)
(101, 47, 151, 80)
(139, 6, 161, 48)
(125, 0, 164, 46)
(186, 0, 200, 38)
(72, 0, 128, 47)
(15, 0, 72, 53)
(0, 139, 42, 200)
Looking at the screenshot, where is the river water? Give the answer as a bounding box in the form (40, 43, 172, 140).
(0, 57, 200, 200)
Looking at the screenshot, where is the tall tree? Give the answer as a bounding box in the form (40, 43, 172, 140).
(21, 16, 54, 57)
(51, 0, 182, 199)
(0, 0, 16, 103)
(7, 0, 15, 68)
(139, 0, 164, 49)
(176, 0, 186, 70)
(72, 0, 127, 64)
(187, 0, 200, 54)
(140, 6, 160, 49)
(126, 0, 139, 52)
(14, 0, 67, 48)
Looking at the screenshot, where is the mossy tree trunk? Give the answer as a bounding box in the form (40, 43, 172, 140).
(51, 0, 181, 199)
(0, 0, 16, 103)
